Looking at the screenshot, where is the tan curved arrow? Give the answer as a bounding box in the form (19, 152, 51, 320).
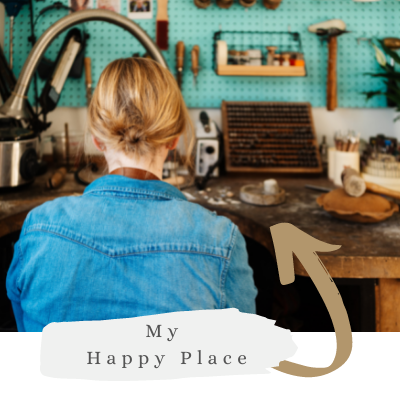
(270, 223, 352, 377)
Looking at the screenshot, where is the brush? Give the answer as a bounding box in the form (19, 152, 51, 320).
(156, 0, 169, 50)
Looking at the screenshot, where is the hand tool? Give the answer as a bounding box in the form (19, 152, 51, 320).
(47, 167, 67, 189)
(342, 167, 400, 199)
(308, 19, 349, 111)
(84, 57, 92, 105)
(191, 45, 200, 88)
(263, 0, 282, 10)
(216, 0, 233, 8)
(175, 41, 185, 90)
(193, 0, 211, 8)
(383, 37, 400, 50)
(1, 0, 29, 70)
(156, 0, 169, 50)
(239, 0, 257, 7)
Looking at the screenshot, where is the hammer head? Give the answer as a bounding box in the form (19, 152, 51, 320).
(316, 28, 350, 40)
(309, 19, 347, 34)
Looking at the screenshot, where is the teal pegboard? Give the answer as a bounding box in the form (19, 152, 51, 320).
(2, 0, 400, 108)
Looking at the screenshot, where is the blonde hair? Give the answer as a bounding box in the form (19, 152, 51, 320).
(88, 57, 194, 162)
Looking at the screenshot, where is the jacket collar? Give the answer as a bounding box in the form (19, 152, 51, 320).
(83, 174, 187, 201)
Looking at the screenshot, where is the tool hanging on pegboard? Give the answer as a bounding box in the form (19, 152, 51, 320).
(1, 0, 29, 70)
(191, 45, 200, 88)
(3, 0, 397, 109)
(309, 19, 350, 112)
(239, 0, 257, 7)
(263, 0, 283, 10)
(175, 41, 185, 91)
(84, 57, 92, 105)
(194, 0, 211, 8)
(156, 0, 169, 50)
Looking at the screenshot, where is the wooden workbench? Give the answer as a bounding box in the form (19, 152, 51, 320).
(1, 172, 399, 331)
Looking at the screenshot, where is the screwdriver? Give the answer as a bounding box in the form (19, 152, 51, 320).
(175, 41, 185, 91)
(191, 45, 200, 88)
(1, 0, 29, 70)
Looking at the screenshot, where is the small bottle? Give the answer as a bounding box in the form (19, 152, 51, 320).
(273, 55, 281, 66)
(266, 46, 278, 65)
(281, 53, 291, 67)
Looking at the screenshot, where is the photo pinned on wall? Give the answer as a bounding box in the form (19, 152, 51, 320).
(97, 0, 121, 13)
(69, 0, 93, 12)
(128, 0, 153, 19)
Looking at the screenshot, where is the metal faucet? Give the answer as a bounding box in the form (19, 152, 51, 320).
(0, 9, 167, 121)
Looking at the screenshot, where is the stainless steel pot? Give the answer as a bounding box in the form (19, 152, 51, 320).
(0, 128, 40, 188)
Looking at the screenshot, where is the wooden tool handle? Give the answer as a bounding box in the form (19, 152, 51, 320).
(47, 167, 67, 189)
(191, 45, 200, 75)
(383, 37, 400, 50)
(194, 0, 211, 9)
(156, 0, 169, 20)
(216, 0, 234, 8)
(84, 57, 92, 86)
(239, 0, 257, 7)
(327, 36, 338, 111)
(366, 182, 400, 201)
(176, 41, 185, 70)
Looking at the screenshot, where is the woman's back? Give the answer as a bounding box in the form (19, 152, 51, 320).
(6, 175, 257, 331)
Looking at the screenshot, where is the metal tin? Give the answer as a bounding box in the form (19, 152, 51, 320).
(0, 131, 39, 188)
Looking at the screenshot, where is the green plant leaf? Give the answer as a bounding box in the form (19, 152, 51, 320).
(387, 84, 400, 97)
(372, 43, 387, 67)
(365, 71, 400, 79)
(363, 90, 385, 100)
(384, 91, 400, 106)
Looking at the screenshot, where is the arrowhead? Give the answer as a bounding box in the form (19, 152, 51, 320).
(271, 223, 341, 285)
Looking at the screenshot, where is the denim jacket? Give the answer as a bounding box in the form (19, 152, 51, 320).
(6, 175, 257, 332)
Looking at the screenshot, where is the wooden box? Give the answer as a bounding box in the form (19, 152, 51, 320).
(221, 101, 323, 173)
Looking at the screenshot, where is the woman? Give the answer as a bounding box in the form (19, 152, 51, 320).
(6, 58, 257, 332)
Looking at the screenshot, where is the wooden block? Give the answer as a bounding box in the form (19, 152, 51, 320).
(216, 65, 306, 77)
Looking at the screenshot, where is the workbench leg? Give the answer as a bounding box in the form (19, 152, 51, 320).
(376, 279, 400, 332)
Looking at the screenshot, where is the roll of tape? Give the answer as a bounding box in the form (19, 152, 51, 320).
(216, 40, 228, 66)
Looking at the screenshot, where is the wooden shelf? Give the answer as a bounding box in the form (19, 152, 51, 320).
(216, 65, 306, 77)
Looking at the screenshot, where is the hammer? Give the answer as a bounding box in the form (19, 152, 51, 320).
(342, 167, 400, 200)
(309, 20, 349, 111)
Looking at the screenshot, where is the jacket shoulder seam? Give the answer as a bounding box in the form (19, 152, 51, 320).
(24, 228, 230, 260)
